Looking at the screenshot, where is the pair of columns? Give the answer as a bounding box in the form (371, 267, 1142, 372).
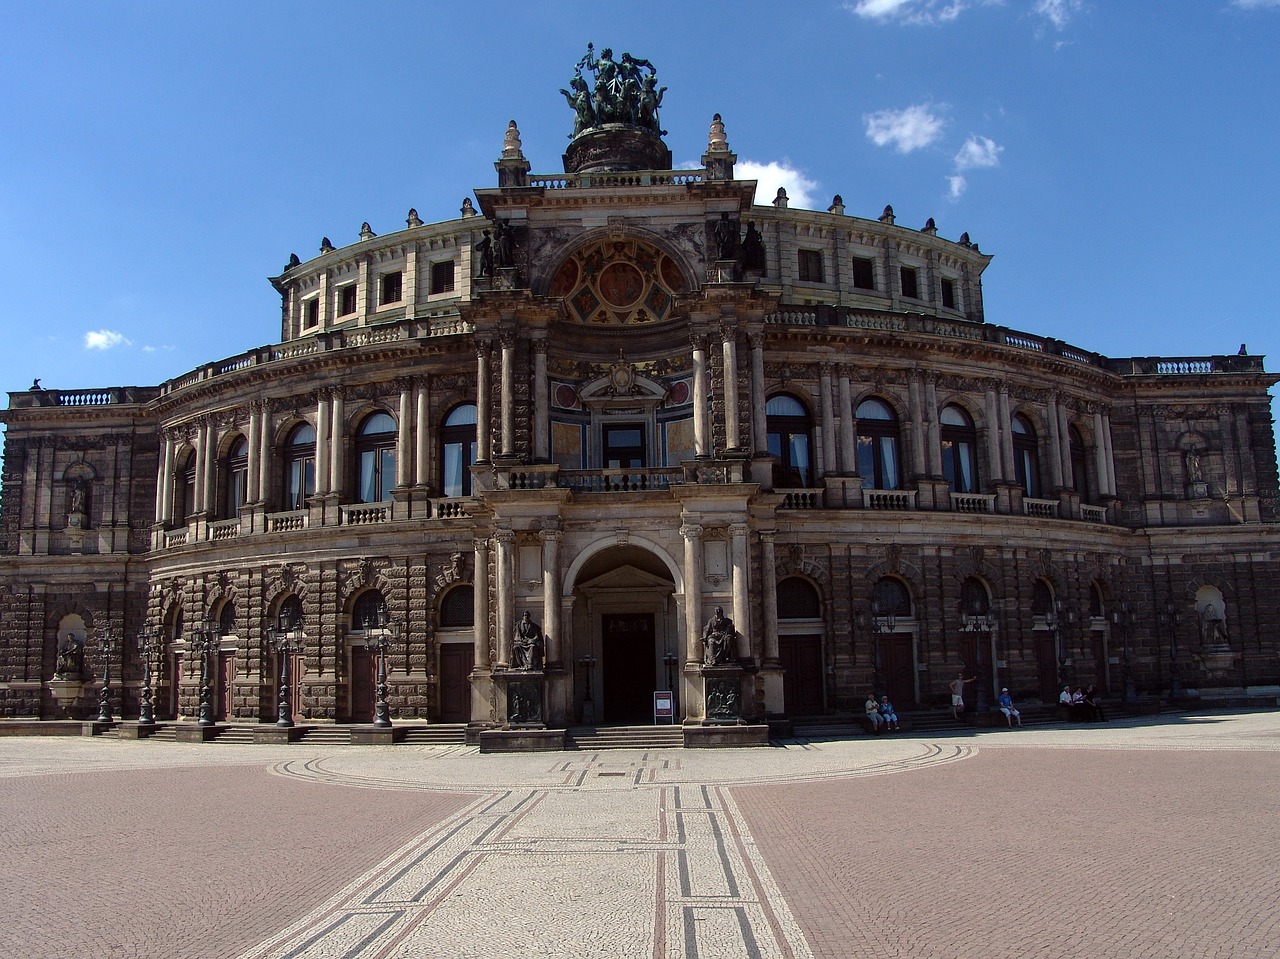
(472, 526, 562, 671)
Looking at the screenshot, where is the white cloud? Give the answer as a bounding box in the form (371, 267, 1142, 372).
(864, 105, 946, 153)
(83, 329, 131, 350)
(1232, 0, 1280, 8)
(954, 135, 1004, 170)
(737, 160, 820, 210)
(845, 0, 966, 24)
(1035, 0, 1083, 29)
(947, 175, 968, 200)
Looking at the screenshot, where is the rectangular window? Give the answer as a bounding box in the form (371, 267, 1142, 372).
(380, 271, 402, 305)
(603, 424, 645, 469)
(899, 266, 919, 300)
(431, 260, 456, 295)
(941, 277, 956, 309)
(851, 256, 876, 290)
(798, 249, 824, 283)
(339, 284, 357, 316)
(304, 298, 320, 328)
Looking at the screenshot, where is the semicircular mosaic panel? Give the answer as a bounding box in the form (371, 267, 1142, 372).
(549, 238, 688, 325)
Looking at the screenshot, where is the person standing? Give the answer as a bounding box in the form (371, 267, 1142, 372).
(950, 672, 975, 720)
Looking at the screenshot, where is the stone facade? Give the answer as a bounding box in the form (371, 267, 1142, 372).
(2, 84, 1278, 730)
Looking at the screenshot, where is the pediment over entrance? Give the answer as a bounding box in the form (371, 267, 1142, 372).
(577, 563, 674, 595)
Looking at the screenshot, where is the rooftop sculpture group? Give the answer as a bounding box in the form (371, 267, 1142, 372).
(562, 44, 666, 137)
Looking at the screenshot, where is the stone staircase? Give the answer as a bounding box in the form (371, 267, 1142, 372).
(399, 724, 467, 745)
(566, 725, 684, 750)
(212, 724, 258, 745)
(298, 726, 352, 746)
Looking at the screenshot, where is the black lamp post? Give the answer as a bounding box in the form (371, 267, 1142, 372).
(1046, 601, 1075, 688)
(363, 604, 399, 728)
(138, 624, 160, 725)
(1111, 600, 1137, 703)
(868, 600, 895, 693)
(96, 627, 117, 724)
(662, 651, 678, 701)
(1159, 600, 1184, 700)
(190, 620, 218, 726)
(961, 603, 995, 712)
(268, 609, 301, 728)
(579, 654, 597, 706)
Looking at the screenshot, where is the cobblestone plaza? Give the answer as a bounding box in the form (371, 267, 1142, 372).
(3, 711, 1277, 958)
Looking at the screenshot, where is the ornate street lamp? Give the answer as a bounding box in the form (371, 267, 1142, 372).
(96, 626, 118, 724)
(1045, 600, 1075, 687)
(579, 654, 597, 706)
(189, 620, 218, 726)
(662, 651, 678, 702)
(1111, 600, 1137, 703)
(363, 603, 400, 728)
(868, 600, 896, 693)
(961, 602, 996, 711)
(267, 609, 302, 728)
(1158, 600, 1185, 700)
(138, 624, 161, 725)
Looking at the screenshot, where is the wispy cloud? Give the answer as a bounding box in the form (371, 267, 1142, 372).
(947, 175, 968, 200)
(83, 329, 131, 350)
(864, 105, 946, 153)
(845, 0, 967, 25)
(954, 135, 1003, 170)
(737, 160, 820, 209)
(1231, 0, 1280, 8)
(1034, 0, 1084, 29)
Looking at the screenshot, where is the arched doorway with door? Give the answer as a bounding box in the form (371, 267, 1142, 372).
(436, 585, 475, 723)
(563, 539, 682, 726)
(776, 577, 825, 716)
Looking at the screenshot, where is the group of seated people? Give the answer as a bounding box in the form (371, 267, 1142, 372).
(1060, 684, 1107, 722)
(864, 693, 901, 732)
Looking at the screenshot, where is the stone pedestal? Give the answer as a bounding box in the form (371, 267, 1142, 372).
(477, 728, 565, 752)
(701, 666, 745, 725)
(492, 670, 546, 727)
(117, 722, 159, 740)
(174, 723, 220, 743)
(48, 680, 85, 719)
(255, 725, 309, 744)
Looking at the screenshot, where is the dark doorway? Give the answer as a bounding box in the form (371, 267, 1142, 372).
(780, 634, 824, 715)
(350, 646, 377, 722)
(1091, 631, 1109, 694)
(879, 634, 916, 706)
(601, 613, 655, 724)
(439, 644, 474, 723)
(1035, 634, 1059, 702)
(168, 652, 182, 720)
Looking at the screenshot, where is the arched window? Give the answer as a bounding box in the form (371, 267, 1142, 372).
(960, 577, 990, 616)
(439, 586, 475, 628)
(224, 436, 250, 517)
(766, 395, 814, 488)
(352, 590, 386, 631)
(777, 578, 821, 619)
(1089, 581, 1104, 619)
(218, 601, 237, 637)
(277, 595, 303, 631)
(1069, 425, 1090, 501)
(941, 405, 979, 494)
(441, 404, 477, 498)
(177, 450, 197, 522)
(1012, 414, 1040, 498)
(856, 397, 901, 490)
(284, 423, 316, 510)
(1031, 580, 1053, 617)
(872, 577, 912, 617)
(356, 412, 397, 503)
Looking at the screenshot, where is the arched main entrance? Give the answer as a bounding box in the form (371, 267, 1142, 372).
(567, 542, 679, 726)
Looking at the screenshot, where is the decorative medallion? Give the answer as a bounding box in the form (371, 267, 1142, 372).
(550, 238, 687, 325)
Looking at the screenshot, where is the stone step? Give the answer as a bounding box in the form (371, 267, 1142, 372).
(566, 725, 684, 750)
(399, 725, 467, 745)
(299, 727, 352, 745)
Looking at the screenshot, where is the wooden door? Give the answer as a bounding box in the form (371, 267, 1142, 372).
(216, 652, 235, 721)
(780, 634, 824, 716)
(350, 646, 376, 722)
(168, 652, 182, 720)
(439, 644, 474, 723)
(1091, 631, 1109, 694)
(880, 634, 916, 706)
(601, 614, 655, 725)
(1035, 634, 1059, 702)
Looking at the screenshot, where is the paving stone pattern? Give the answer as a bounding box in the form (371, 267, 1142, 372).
(0, 712, 1277, 958)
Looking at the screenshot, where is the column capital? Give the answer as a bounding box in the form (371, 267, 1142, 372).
(728, 522, 750, 538)
(494, 527, 515, 544)
(498, 330, 517, 350)
(746, 330, 764, 350)
(819, 361, 835, 378)
(473, 536, 490, 553)
(758, 529, 776, 544)
(679, 523, 703, 541)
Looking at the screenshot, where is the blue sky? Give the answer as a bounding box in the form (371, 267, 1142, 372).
(2, 1, 1278, 435)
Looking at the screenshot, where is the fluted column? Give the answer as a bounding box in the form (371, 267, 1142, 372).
(473, 538, 491, 668)
(246, 407, 260, 505)
(1057, 402, 1074, 490)
(1046, 393, 1064, 489)
(998, 387, 1015, 480)
(721, 324, 741, 450)
(396, 381, 413, 489)
(257, 403, 272, 503)
(819, 364, 836, 476)
(749, 332, 767, 452)
(494, 528, 514, 668)
(925, 376, 942, 477)
(500, 332, 515, 458)
(201, 420, 217, 513)
(156, 432, 174, 524)
(908, 376, 926, 478)
(415, 379, 430, 487)
(760, 532, 779, 666)
(315, 392, 331, 494)
(533, 337, 549, 462)
(838, 369, 856, 475)
(692, 333, 710, 457)
(983, 386, 1001, 483)
(475, 339, 493, 462)
(1100, 410, 1117, 496)
(542, 526, 562, 667)
(681, 523, 703, 666)
(329, 390, 344, 497)
(730, 523, 750, 660)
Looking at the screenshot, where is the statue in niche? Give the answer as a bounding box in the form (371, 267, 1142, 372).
(702, 606, 736, 667)
(1199, 606, 1229, 647)
(476, 230, 494, 278)
(512, 611, 544, 671)
(55, 633, 84, 679)
(713, 213, 737, 261)
(740, 221, 766, 273)
(1185, 446, 1204, 484)
(68, 478, 88, 516)
(494, 218, 515, 270)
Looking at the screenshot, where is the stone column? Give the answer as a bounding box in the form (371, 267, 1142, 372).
(819, 364, 836, 477)
(908, 376, 927, 478)
(760, 533, 779, 666)
(692, 333, 710, 458)
(396, 381, 413, 489)
(494, 528, 514, 668)
(500, 332, 515, 458)
(201, 420, 217, 513)
(330, 390, 345, 497)
(246, 406, 260, 504)
(998, 387, 1015, 480)
(533, 337, 549, 462)
(730, 523, 750, 660)
(1046, 393, 1064, 490)
(983, 386, 1002, 483)
(749, 332, 767, 452)
(925, 376, 942, 477)
(838, 369, 856, 475)
(721, 324, 741, 450)
(315, 392, 331, 494)
(415, 379, 430, 487)
(473, 538, 491, 669)
(681, 523, 703, 666)
(257, 403, 272, 504)
(542, 525, 561, 667)
(1057, 402, 1074, 490)
(476, 339, 493, 463)
(157, 432, 175, 524)
(1100, 410, 1117, 496)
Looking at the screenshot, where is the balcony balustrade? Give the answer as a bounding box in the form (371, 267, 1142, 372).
(862, 488, 918, 511)
(951, 492, 996, 514)
(1022, 497, 1060, 519)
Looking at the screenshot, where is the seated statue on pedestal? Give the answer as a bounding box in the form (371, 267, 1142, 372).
(512, 611, 544, 671)
(702, 606, 736, 668)
(55, 633, 84, 679)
